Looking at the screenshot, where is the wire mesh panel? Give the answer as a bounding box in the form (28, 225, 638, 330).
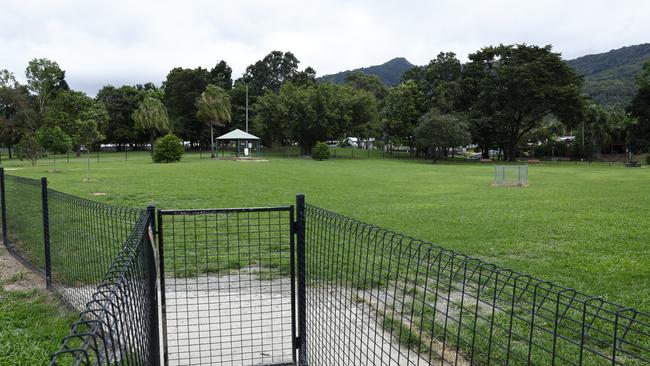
(49, 210, 160, 366)
(159, 207, 296, 366)
(47, 189, 143, 310)
(494, 165, 528, 186)
(304, 204, 650, 366)
(2, 174, 44, 273)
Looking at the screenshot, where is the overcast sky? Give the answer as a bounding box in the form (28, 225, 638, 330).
(2, 0, 649, 95)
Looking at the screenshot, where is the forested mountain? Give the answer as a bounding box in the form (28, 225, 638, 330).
(566, 43, 650, 107)
(317, 57, 415, 85)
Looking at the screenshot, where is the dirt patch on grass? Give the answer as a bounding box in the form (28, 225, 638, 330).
(0, 245, 45, 292)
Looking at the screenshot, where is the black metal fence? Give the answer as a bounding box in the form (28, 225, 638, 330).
(157, 207, 299, 366)
(303, 204, 650, 366)
(49, 209, 159, 365)
(2, 165, 649, 365)
(0, 168, 159, 365)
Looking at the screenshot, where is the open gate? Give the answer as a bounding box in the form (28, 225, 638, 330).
(157, 196, 306, 366)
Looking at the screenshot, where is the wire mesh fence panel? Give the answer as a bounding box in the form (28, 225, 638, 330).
(494, 165, 528, 186)
(304, 204, 650, 366)
(159, 207, 296, 366)
(3, 174, 45, 273)
(49, 210, 160, 366)
(47, 189, 143, 310)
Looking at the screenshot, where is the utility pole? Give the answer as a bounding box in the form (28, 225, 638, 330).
(245, 84, 249, 133)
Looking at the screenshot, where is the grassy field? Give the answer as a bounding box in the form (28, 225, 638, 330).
(2, 151, 649, 314)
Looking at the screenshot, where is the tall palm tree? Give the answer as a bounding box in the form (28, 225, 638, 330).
(196, 84, 231, 158)
(133, 95, 170, 155)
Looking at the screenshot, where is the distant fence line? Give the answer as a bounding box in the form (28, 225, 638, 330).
(0, 167, 648, 365)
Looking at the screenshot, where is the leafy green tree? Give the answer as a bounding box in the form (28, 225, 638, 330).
(44, 90, 108, 155)
(196, 85, 231, 158)
(242, 51, 300, 94)
(404, 52, 463, 113)
(291, 67, 317, 87)
(153, 133, 184, 163)
(0, 69, 17, 88)
(345, 72, 388, 101)
(0, 84, 37, 158)
(628, 60, 650, 152)
(382, 80, 426, 149)
(414, 110, 470, 162)
(15, 134, 43, 165)
(462, 44, 584, 161)
(163, 67, 210, 145)
(133, 94, 171, 155)
(25, 58, 69, 113)
(208, 61, 233, 90)
(36, 126, 72, 171)
(96, 85, 147, 150)
(252, 90, 288, 148)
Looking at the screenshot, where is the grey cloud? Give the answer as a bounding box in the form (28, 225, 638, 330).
(2, 0, 649, 95)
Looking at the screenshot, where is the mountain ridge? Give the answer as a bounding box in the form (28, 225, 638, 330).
(318, 44, 650, 107)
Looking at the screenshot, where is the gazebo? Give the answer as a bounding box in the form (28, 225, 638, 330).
(215, 129, 261, 159)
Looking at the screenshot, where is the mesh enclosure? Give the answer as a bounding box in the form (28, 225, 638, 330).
(158, 207, 296, 366)
(494, 165, 528, 186)
(49, 210, 159, 366)
(304, 204, 650, 366)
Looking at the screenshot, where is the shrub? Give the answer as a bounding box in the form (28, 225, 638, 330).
(153, 133, 184, 163)
(312, 141, 330, 161)
(646, 149, 650, 165)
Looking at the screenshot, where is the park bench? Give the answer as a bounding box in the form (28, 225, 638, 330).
(480, 158, 492, 163)
(625, 161, 641, 168)
(527, 159, 541, 164)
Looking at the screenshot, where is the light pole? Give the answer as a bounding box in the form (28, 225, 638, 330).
(245, 83, 249, 133)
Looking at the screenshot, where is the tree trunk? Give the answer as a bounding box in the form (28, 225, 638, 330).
(8, 146, 12, 159)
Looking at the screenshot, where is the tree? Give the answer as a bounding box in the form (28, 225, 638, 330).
(208, 61, 233, 90)
(44, 90, 108, 155)
(163, 67, 210, 145)
(414, 110, 470, 162)
(462, 44, 584, 161)
(291, 66, 317, 87)
(0, 84, 37, 158)
(252, 90, 288, 148)
(628, 60, 650, 152)
(96, 85, 146, 150)
(345, 72, 388, 101)
(382, 80, 426, 149)
(15, 134, 43, 166)
(36, 126, 72, 171)
(196, 84, 231, 158)
(25, 58, 69, 113)
(0, 69, 17, 88)
(133, 93, 171, 155)
(242, 51, 300, 95)
(403, 52, 463, 113)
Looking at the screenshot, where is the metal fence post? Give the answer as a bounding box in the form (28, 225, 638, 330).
(296, 194, 307, 364)
(0, 168, 7, 244)
(157, 209, 169, 366)
(41, 177, 52, 289)
(146, 205, 161, 365)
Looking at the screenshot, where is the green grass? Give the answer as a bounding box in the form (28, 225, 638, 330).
(2, 152, 649, 314)
(0, 289, 78, 364)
